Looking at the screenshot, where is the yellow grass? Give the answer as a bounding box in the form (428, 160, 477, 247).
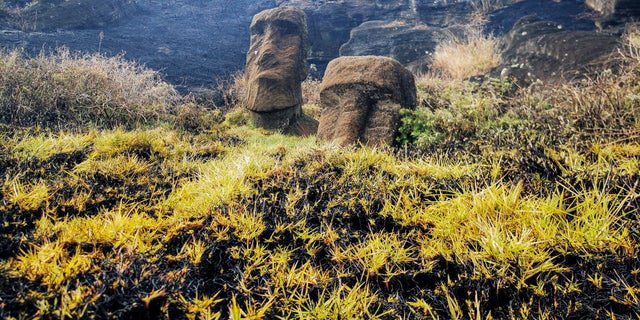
(431, 27, 502, 80)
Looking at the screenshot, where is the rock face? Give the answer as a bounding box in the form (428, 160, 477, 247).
(499, 17, 620, 84)
(1, 0, 138, 31)
(245, 7, 318, 136)
(339, 20, 465, 73)
(0, 0, 635, 89)
(586, 0, 640, 24)
(317, 56, 416, 147)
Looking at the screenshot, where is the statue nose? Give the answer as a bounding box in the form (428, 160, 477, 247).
(256, 50, 277, 66)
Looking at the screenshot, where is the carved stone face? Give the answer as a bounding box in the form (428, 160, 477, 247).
(317, 56, 416, 146)
(245, 7, 309, 113)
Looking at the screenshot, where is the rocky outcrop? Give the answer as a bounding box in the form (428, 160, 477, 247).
(498, 17, 621, 84)
(0, 0, 634, 89)
(281, 0, 474, 74)
(339, 20, 465, 73)
(586, 0, 640, 24)
(1, 0, 138, 31)
(317, 56, 416, 147)
(245, 7, 318, 136)
(278, 0, 417, 69)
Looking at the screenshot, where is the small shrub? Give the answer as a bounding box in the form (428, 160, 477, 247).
(216, 70, 246, 109)
(0, 48, 179, 129)
(624, 25, 640, 61)
(173, 103, 223, 133)
(398, 76, 515, 149)
(402, 51, 640, 152)
(431, 26, 502, 80)
(224, 108, 251, 127)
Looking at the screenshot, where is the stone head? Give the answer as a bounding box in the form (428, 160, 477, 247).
(245, 7, 309, 113)
(317, 56, 416, 146)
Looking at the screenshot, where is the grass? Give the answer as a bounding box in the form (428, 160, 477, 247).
(0, 120, 638, 318)
(0, 45, 639, 319)
(430, 25, 502, 80)
(0, 49, 179, 129)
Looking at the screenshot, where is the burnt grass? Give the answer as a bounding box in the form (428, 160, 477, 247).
(232, 159, 640, 319)
(0, 127, 639, 319)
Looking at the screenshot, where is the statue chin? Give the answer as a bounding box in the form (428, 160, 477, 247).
(247, 78, 301, 112)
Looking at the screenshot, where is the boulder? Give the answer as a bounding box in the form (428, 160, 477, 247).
(586, 0, 640, 23)
(486, 0, 595, 35)
(245, 6, 318, 136)
(339, 20, 465, 73)
(5, 0, 139, 31)
(498, 17, 620, 84)
(317, 56, 416, 147)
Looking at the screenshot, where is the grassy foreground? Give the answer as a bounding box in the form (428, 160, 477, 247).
(0, 121, 638, 319)
(0, 47, 639, 319)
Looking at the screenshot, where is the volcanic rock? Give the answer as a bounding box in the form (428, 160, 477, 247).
(245, 7, 318, 136)
(317, 56, 416, 147)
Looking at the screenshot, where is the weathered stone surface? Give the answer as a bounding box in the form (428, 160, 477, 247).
(0, 0, 631, 88)
(497, 17, 620, 84)
(317, 56, 416, 147)
(245, 7, 318, 136)
(339, 20, 465, 73)
(586, 0, 640, 23)
(11, 0, 138, 31)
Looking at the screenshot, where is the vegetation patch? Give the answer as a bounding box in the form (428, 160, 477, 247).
(0, 120, 638, 318)
(0, 49, 179, 129)
(0, 41, 639, 319)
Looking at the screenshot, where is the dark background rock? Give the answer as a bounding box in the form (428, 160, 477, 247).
(0, 0, 638, 90)
(339, 20, 465, 73)
(497, 17, 621, 84)
(0, 0, 275, 91)
(2, 0, 139, 31)
(586, 0, 640, 25)
(486, 0, 597, 35)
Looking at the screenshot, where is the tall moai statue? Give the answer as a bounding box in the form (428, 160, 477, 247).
(245, 7, 318, 136)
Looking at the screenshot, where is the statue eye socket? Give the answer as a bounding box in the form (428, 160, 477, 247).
(251, 22, 265, 35)
(274, 20, 300, 36)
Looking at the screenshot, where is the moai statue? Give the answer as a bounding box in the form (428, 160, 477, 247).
(245, 7, 318, 136)
(317, 56, 417, 147)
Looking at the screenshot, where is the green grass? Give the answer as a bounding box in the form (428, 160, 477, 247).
(0, 45, 639, 319)
(0, 120, 638, 319)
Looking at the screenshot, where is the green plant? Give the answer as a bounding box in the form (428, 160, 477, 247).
(224, 108, 251, 127)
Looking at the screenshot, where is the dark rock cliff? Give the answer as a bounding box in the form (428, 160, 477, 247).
(0, 0, 637, 89)
(0, 0, 274, 89)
